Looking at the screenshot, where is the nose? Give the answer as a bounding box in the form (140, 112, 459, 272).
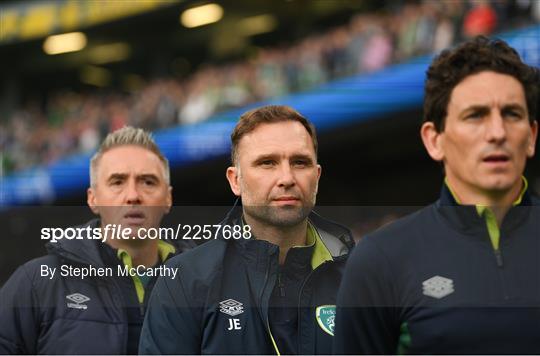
(276, 163, 296, 188)
(124, 179, 142, 205)
(485, 112, 507, 144)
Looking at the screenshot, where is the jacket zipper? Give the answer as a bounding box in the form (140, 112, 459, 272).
(296, 261, 327, 355)
(258, 258, 271, 319)
(258, 256, 281, 355)
(494, 246, 509, 299)
(139, 297, 145, 317)
(480, 209, 508, 298)
(494, 249, 503, 267)
(108, 275, 129, 352)
(277, 272, 285, 297)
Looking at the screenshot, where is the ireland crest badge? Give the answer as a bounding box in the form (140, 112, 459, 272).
(316, 305, 336, 336)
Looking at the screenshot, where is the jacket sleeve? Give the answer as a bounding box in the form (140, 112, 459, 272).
(139, 267, 202, 355)
(333, 237, 401, 355)
(0, 264, 40, 354)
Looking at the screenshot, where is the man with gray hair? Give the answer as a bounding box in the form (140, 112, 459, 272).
(0, 126, 189, 354)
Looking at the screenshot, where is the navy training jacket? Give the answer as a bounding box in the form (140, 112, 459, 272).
(139, 206, 355, 354)
(334, 185, 540, 354)
(0, 219, 189, 354)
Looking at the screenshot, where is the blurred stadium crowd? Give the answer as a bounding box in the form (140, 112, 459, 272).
(1, 0, 539, 175)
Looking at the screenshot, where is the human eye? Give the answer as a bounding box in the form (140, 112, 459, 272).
(258, 159, 276, 167)
(465, 111, 483, 120)
(141, 177, 158, 187)
(109, 178, 123, 186)
(503, 108, 524, 120)
(292, 159, 310, 167)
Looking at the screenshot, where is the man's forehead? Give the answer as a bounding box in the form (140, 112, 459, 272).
(450, 71, 526, 109)
(98, 145, 164, 178)
(238, 121, 314, 155)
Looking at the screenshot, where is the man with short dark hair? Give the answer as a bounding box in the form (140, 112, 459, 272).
(0, 126, 190, 354)
(334, 36, 540, 354)
(140, 105, 355, 354)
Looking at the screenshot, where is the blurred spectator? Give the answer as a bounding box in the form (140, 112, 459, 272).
(462, 0, 498, 37)
(361, 22, 393, 72)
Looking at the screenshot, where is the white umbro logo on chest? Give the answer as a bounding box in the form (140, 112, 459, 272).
(422, 275, 454, 299)
(219, 299, 244, 316)
(219, 299, 244, 331)
(66, 293, 90, 309)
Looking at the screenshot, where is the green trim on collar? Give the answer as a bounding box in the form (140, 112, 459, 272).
(477, 208, 500, 250)
(444, 176, 528, 207)
(117, 241, 176, 304)
(445, 176, 528, 251)
(157, 240, 176, 261)
(291, 226, 316, 248)
(308, 222, 333, 270)
(513, 176, 528, 206)
(117, 249, 145, 304)
(444, 177, 463, 204)
(244, 216, 331, 270)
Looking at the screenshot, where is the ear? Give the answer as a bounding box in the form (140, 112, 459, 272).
(87, 187, 100, 215)
(420, 121, 445, 162)
(527, 120, 538, 158)
(226, 166, 241, 196)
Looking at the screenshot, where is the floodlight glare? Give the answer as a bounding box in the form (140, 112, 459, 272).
(43, 32, 87, 55)
(180, 3, 223, 28)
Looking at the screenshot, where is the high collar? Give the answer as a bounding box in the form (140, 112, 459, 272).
(442, 176, 531, 207)
(280, 242, 313, 277)
(436, 183, 533, 238)
(46, 219, 108, 267)
(46, 219, 178, 268)
(221, 198, 354, 262)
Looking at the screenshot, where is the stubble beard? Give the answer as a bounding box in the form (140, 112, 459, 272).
(243, 203, 314, 228)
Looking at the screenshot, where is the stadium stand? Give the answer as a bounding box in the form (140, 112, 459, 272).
(2, 0, 537, 176)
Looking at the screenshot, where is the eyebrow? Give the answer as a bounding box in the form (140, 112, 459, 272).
(137, 174, 160, 182)
(290, 154, 315, 164)
(252, 154, 278, 165)
(460, 103, 527, 117)
(501, 104, 527, 114)
(106, 173, 161, 182)
(107, 173, 128, 183)
(251, 153, 315, 164)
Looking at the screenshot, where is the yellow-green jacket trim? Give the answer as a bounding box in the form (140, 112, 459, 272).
(308, 222, 334, 269)
(117, 240, 176, 303)
(445, 177, 528, 250)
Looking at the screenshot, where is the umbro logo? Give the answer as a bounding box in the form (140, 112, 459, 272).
(422, 276, 454, 299)
(219, 299, 244, 316)
(66, 293, 90, 310)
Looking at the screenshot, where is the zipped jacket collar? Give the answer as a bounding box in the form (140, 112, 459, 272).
(221, 198, 355, 259)
(45, 219, 180, 268)
(436, 183, 534, 240)
(46, 219, 107, 267)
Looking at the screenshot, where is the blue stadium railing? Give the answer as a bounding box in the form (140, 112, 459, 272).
(1, 25, 539, 206)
